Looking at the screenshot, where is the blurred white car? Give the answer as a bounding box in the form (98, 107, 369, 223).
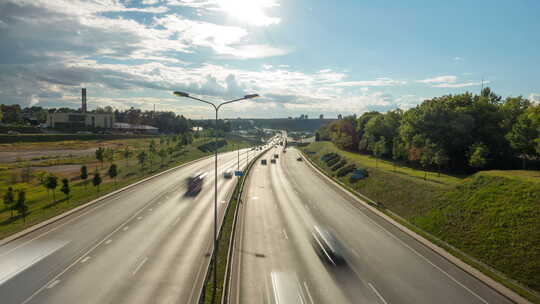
(223, 170, 233, 179)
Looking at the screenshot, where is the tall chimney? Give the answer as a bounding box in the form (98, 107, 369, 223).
(82, 88, 87, 113)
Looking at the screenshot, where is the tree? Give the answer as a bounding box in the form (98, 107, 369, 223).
(468, 143, 489, 169)
(108, 164, 118, 185)
(315, 132, 320, 142)
(80, 165, 88, 189)
(372, 137, 387, 168)
(3, 187, 15, 218)
(95, 147, 105, 168)
(506, 106, 540, 169)
(45, 174, 58, 202)
(92, 171, 102, 193)
(16, 189, 28, 223)
(104, 148, 115, 163)
(158, 148, 167, 167)
(137, 151, 147, 169)
(433, 149, 449, 177)
(392, 138, 406, 171)
(123, 147, 132, 167)
(60, 178, 70, 203)
(420, 141, 437, 180)
(148, 140, 156, 168)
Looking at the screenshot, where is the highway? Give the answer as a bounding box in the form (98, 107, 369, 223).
(0, 148, 260, 304)
(229, 146, 514, 304)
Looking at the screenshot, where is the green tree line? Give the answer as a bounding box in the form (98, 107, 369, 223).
(317, 88, 540, 171)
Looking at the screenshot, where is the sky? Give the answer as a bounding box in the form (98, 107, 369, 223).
(0, 0, 539, 119)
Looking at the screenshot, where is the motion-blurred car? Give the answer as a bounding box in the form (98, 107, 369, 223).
(297, 157, 303, 161)
(269, 272, 306, 304)
(311, 225, 346, 266)
(271, 159, 276, 164)
(261, 159, 267, 165)
(223, 170, 233, 179)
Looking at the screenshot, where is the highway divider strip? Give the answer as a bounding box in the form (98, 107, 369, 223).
(0, 152, 229, 247)
(298, 148, 533, 304)
(196, 147, 270, 304)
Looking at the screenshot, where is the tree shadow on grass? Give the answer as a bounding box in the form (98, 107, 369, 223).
(0, 212, 31, 226)
(43, 197, 69, 209)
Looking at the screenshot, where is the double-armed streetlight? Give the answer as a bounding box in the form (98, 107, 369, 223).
(173, 91, 258, 299)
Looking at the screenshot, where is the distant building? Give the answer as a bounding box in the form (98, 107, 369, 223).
(47, 88, 115, 130)
(47, 112, 114, 129)
(113, 122, 158, 134)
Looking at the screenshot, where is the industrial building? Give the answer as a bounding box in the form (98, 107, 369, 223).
(46, 88, 115, 129)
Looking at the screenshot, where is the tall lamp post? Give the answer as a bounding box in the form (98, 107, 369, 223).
(173, 91, 258, 300)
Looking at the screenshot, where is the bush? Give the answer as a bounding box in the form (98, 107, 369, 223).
(350, 168, 369, 182)
(337, 164, 356, 177)
(331, 159, 347, 171)
(321, 152, 339, 162)
(326, 154, 341, 166)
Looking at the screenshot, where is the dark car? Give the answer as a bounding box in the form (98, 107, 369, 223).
(271, 159, 276, 164)
(297, 156, 303, 161)
(261, 159, 267, 165)
(311, 225, 346, 266)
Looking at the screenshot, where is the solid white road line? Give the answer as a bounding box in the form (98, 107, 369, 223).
(122, 226, 129, 231)
(303, 281, 315, 304)
(105, 239, 112, 245)
(80, 256, 90, 264)
(46, 280, 60, 289)
(369, 283, 389, 304)
(132, 257, 148, 276)
(360, 212, 489, 304)
(137, 216, 143, 220)
(282, 229, 288, 240)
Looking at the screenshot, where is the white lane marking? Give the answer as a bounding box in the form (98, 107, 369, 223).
(282, 229, 288, 240)
(251, 196, 258, 200)
(303, 281, 314, 304)
(122, 226, 129, 231)
(171, 217, 181, 226)
(221, 200, 227, 204)
(148, 208, 153, 212)
(20, 190, 161, 304)
(137, 216, 143, 220)
(352, 249, 360, 258)
(360, 213, 489, 304)
(105, 239, 112, 245)
(47, 280, 60, 289)
(369, 283, 389, 304)
(80, 256, 90, 263)
(132, 257, 148, 276)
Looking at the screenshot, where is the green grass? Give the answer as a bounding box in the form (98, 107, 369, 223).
(306, 141, 464, 186)
(0, 136, 254, 240)
(302, 141, 540, 301)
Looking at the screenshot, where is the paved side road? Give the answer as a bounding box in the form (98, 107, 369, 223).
(0, 149, 259, 304)
(229, 147, 513, 304)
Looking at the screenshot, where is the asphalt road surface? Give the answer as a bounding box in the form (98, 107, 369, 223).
(229, 146, 514, 304)
(0, 148, 261, 304)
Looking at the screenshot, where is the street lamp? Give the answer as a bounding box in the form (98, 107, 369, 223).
(173, 91, 258, 300)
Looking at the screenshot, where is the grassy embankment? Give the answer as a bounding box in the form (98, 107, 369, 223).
(0, 135, 256, 240)
(301, 141, 540, 302)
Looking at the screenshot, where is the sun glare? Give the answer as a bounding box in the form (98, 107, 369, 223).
(218, 0, 280, 26)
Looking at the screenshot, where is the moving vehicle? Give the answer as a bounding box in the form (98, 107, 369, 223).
(261, 159, 267, 165)
(297, 157, 302, 161)
(311, 225, 346, 266)
(274, 154, 279, 159)
(268, 272, 306, 304)
(223, 170, 233, 179)
(186, 172, 207, 195)
(271, 159, 276, 164)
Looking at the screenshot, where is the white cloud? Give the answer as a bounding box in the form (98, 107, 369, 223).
(453, 57, 462, 61)
(433, 81, 486, 88)
(417, 75, 457, 84)
(332, 78, 406, 87)
(529, 93, 540, 103)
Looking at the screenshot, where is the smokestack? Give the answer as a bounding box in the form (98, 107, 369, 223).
(82, 88, 87, 113)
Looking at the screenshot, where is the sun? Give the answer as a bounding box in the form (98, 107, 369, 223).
(218, 0, 280, 26)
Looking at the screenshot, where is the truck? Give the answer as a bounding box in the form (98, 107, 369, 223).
(261, 159, 267, 165)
